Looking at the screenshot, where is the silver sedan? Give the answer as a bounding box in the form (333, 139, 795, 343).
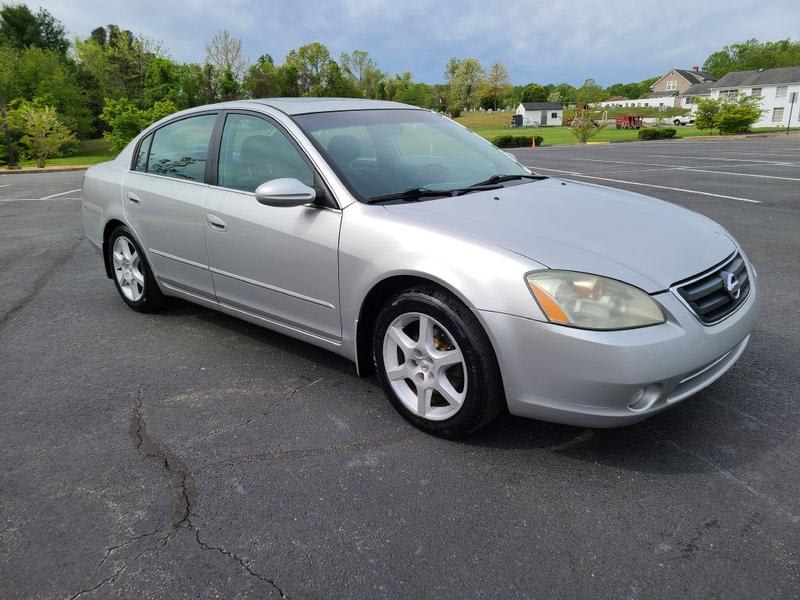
(82, 98, 759, 437)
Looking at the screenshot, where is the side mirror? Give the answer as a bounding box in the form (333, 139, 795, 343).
(255, 178, 317, 207)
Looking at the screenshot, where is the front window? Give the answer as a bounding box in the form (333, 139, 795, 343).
(751, 87, 762, 97)
(218, 113, 313, 192)
(293, 109, 530, 202)
(776, 86, 787, 100)
(772, 107, 785, 122)
(666, 80, 677, 91)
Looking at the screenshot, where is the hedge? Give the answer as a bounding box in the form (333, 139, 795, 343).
(492, 135, 544, 148)
(637, 127, 677, 140)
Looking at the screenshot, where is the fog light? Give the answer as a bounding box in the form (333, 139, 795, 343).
(626, 384, 662, 412)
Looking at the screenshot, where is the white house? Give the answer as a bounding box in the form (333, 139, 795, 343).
(596, 67, 715, 110)
(516, 102, 563, 126)
(708, 66, 800, 128)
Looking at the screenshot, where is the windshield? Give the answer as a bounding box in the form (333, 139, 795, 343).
(293, 109, 531, 202)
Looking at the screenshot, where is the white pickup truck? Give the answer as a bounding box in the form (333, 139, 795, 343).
(671, 114, 695, 126)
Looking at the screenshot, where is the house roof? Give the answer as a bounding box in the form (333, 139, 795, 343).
(519, 102, 562, 110)
(713, 66, 800, 88)
(674, 69, 715, 84)
(682, 81, 714, 96)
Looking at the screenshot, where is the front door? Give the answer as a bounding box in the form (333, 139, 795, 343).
(204, 112, 342, 341)
(541, 110, 548, 125)
(123, 113, 218, 299)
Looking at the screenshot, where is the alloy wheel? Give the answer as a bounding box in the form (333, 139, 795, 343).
(112, 236, 145, 302)
(382, 312, 467, 420)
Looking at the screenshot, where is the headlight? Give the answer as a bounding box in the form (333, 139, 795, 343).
(526, 271, 665, 330)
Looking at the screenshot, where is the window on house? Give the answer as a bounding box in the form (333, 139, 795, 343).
(719, 89, 737, 98)
(666, 80, 677, 91)
(751, 87, 762, 97)
(776, 86, 788, 100)
(685, 96, 693, 105)
(772, 107, 785, 122)
(551, 112, 558, 118)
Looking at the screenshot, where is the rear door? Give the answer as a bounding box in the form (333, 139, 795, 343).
(123, 113, 218, 300)
(203, 111, 342, 341)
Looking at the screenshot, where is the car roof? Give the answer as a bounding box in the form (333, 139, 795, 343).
(181, 97, 421, 116)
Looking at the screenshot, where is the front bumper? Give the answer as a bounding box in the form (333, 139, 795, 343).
(478, 270, 760, 428)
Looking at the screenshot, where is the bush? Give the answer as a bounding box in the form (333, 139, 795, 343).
(491, 134, 541, 148)
(448, 106, 462, 118)
(20, 105, 76, 168)
(637, 127, 677, 140)
(694, 95, 764, 134)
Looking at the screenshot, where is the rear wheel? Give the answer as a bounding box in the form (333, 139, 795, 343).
(107, 225, 165, 312)
(673, 119, 682, 126)
(373, 286, 505, 437)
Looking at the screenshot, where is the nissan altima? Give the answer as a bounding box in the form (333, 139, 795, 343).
(82, 98, 759, 437)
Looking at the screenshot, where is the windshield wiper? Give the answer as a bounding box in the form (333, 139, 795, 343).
(366, 188, 458, 204)
(469, 173, 548, 188)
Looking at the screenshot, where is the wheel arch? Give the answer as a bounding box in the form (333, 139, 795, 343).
(354, 273, 484, 377)
(102, 219, 126, 278)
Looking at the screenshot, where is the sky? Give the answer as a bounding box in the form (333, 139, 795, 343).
(35, 0, 800, 86)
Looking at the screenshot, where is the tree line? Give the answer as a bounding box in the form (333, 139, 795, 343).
(1, 2, 799, 166)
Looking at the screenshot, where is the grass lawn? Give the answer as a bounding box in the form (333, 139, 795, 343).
(20, 138, 115, 168)
(455, 111, 800, 146)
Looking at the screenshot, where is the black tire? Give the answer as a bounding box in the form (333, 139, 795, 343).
(107, 225, 166, 313)
(673, 119, 681, 126)
(372, 286, 505, 437)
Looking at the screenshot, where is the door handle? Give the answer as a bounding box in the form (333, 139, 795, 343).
(206, 213, 228, 232)
(127, 192, 140, 204)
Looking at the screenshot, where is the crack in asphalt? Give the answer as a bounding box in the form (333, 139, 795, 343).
(130, 388, 191, 527)
(125, 389, 290, 596)
(190, 520, 287, 598)
(0, 237, 81, 329)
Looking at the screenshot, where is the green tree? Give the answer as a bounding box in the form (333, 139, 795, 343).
(480, 61, 511, 110)
(520, 83, 547, 103)
(694, 97, 721, 131)
(449, 57, 485, 111)
(703, 38, 800, 79)
(99, 97, 176, 151)
(0, 4, 68, 54)
(20, 104, 75, 167)
(340, 50, 383, 98)
(286, 42, 332, 95)
(717, 94, 764, 133)
(1, 45, 92, 136)
(576, 78, 606, 104)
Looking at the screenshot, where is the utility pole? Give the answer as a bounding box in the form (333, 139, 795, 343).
(0, 80, 19, 170)
(787, 92, 797, 136)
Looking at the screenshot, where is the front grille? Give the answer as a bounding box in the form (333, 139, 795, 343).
(674, 252, 750, 324)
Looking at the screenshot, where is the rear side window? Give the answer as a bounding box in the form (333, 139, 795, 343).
(133, 133, 152, 171)
(146, 114, 217, 182)
(218, 113, 314, 192)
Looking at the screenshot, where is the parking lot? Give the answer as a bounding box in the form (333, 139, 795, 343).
(1, 137, 799, 599)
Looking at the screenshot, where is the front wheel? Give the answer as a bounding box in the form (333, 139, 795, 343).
(373, 286, 505, 437)
(673, 119, 682, 126)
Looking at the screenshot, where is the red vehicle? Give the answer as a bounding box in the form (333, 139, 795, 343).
(615, 115, 643, 129)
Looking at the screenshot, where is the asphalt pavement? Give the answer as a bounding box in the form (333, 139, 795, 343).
(1, 139, 799, 599)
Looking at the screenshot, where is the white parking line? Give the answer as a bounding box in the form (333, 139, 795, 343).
(0, 197, 82, 202)
(646, 154, 799, 167)
(0, 184, 9, 188)
(525, 165, 762, 204)
(569, 157, 800, 182)
(40, 188, 82, 200)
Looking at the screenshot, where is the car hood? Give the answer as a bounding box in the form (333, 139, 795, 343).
(385, 178, 736, 293)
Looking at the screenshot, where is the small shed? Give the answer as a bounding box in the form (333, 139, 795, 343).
(516, 102, 563, 126)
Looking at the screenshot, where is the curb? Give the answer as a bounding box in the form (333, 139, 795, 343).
(1, 166, 90, 175)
